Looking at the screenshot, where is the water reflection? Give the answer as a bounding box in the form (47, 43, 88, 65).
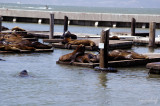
(98, 72, 108, 88)
(147, 74, 160, 79)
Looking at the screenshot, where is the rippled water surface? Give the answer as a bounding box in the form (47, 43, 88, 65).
(1, 22, 160, 106)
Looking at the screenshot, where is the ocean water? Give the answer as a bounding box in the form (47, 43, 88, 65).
(1, 4, 160, 106)
(0, 21, 160, 106)
(1, 3, 160, 15)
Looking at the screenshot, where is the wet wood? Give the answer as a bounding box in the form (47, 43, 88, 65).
(0, 49, 53, 54)
(50, 13, 54, 39)
(64, 16, 68, 34)
(133, 37, 160, 46)
(146, 62, 160, 70)
(131, 18, 136, 36)
(149, 22, 156, 47)
(99, 28, 109, 68)
(43, 39, 63, 43)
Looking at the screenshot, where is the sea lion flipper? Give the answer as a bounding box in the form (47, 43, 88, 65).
(70, 52, 84, 63)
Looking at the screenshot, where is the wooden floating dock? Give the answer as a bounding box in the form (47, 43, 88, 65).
(57, 53, 160, 68)
(0, 49, 54, 54)
(146, 62, 160, 74)
(133, 37, 160, 46)
(52, 40, 133, 51)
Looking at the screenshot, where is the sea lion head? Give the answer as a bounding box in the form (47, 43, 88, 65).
(19, 70, 29, 77)
(76, 44, 85, 53)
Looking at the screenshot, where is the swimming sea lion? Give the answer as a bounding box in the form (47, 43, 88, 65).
(19, 70, 29, 77)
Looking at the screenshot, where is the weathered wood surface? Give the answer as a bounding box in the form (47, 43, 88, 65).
(57, 53, 160, 68)
(133, 37, 160, 45)
(43, 39, 63, 43)
(146, 62, 160, 69)
(0, 49, 54, 54)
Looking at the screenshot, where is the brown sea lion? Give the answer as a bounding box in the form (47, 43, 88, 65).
(108, 50, 148, 60)
(65, 39, 96, 50)
(61, 31, 77, 44)
(72, 53, 99, 63)
(109, 36, 120, 40)
(31, 41, 52, 49)
(59, 44, 85, 62)
(11, 26, 26, 32)
(0, 33, 51, 51)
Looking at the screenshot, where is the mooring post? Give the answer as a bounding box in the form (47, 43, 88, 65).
(64, 16, 68, 34)
(95, 28, 117, 72)
(0, 16, 2, 32)
(49, 13, 54, 39)
(99, 28, 109, 68)
(131, 18, 136, 36)
(149, 22, 156, 47)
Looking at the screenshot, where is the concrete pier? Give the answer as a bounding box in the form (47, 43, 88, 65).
(1, 8, 160, 28)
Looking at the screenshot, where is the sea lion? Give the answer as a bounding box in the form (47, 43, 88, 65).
(31, 41, 52, 49)
(108, 50, 148, 60)
(109, 36, 120, 40)
(11, 26, 26, 32)
(59, 44, 85, 62)
(0, 33, 52, 51)
(19, 70, 29, 77)
(61, 31, 77, 44)
(72, 53, 99, 63)
(65, 39, 96, 50)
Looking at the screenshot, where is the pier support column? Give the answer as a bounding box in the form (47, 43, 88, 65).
(50, 13, 54, 39)
(149, 22, 156, 47)
(95, 21, 99, 27)
(0, 16, 2, 32)
(64, 16, 68, 34)
(131, 18, 136, 36)
(38, 19, 42, 24)
(112, 22, 117, 28)
(95, 28, 117, 72)
(13, 18, 16, 22)
(142, 23, 146, 29)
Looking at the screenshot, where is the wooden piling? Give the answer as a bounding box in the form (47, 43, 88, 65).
(95, 28, 117, 72)
(99, 28, 110, 68)
(49, 13, 54, 39)
(0, 16, 2, 32)
(131, 18, 136, 36)
(149, 22, 156, 47)
(64, 16, 68, 34)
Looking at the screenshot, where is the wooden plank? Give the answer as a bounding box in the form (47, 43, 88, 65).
(43, 39, 63, 43)
(0, 49, 53, 54)
(22, 38, 38, 41)
(146, 62, 160, 69)
(134, 37, 160, 46)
